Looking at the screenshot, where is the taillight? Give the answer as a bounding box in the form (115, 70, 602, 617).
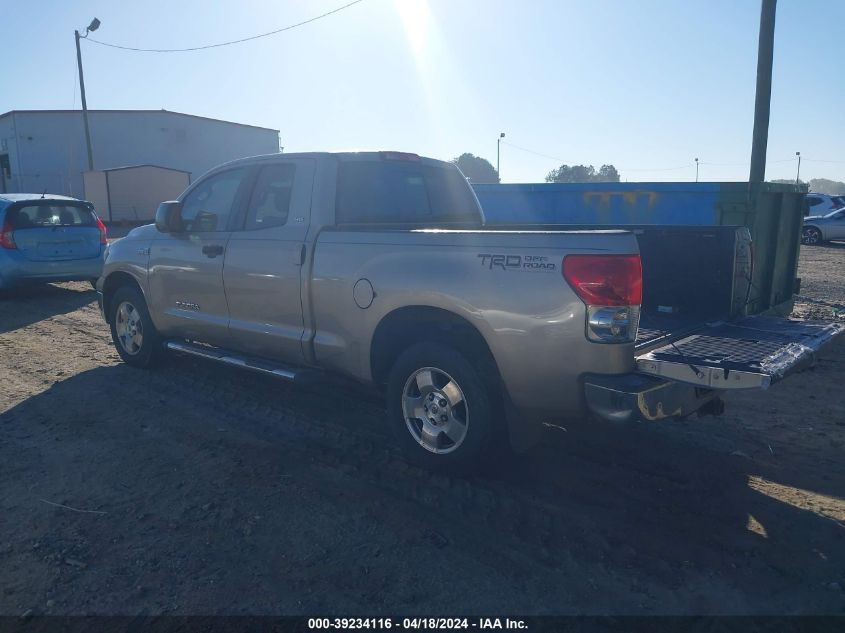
(0, 217, 16, 250)
(96, 216, 108, 245)
(563, 254, 642, 343)
(563, 255, 642, 306)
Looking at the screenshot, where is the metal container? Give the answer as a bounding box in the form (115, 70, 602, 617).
(473, 181, 805, 316)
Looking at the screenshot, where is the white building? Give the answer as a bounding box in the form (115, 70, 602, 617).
(0, 109, 280, 198)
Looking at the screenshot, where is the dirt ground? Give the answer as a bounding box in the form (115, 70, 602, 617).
(1, 243, 843, 616)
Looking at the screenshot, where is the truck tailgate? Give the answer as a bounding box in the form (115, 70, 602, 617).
(636, 316, 845, 389)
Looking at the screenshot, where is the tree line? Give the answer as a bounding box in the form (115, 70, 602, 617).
(452, 153, 841, 190)
(451, 153, 621, 184)
(769, 178, 845, 195)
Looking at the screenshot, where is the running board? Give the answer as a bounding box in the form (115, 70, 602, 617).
(165, 340, 314, 383)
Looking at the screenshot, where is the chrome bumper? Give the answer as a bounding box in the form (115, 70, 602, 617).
(584, 373, 722, 423)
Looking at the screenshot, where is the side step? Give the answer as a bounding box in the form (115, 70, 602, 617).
(165, 340, 318, 384)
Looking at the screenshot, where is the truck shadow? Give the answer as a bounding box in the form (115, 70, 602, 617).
(0, 283, 97, 334)
(3, 357, 842, 613)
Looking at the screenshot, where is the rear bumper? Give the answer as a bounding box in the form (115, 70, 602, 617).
(0, 255, 103, 288)
(583, 373, 722, 423)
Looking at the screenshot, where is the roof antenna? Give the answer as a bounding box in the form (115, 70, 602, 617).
(40, 188, 47, 199)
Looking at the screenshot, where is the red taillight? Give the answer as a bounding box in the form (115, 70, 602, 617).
(562, 254, 642, 306)
(96, 216, 108, 245)
(0, 218, 16, 250)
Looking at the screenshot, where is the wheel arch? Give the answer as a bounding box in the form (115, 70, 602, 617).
(102, 271, 145, 324)
(370, 305, 501, 388)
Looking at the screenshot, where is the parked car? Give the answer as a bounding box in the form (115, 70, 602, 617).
(96, 151, 844, 474)
(802, 207, 845, 244)
(0, 194, 107, 290)
(803, 193, 844, 217)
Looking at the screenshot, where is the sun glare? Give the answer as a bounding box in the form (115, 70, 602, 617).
(395, 0, 433, 60)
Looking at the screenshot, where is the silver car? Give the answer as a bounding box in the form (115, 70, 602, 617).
(802, 208, 845, 245)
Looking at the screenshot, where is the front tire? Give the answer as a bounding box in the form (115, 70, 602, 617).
(386, 342, 504, 475)
(109, 285, 163, 368)
(802, 226, 823, 245)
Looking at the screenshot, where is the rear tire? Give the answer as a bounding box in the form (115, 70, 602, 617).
(109, 285, 163, 368)
(386, 342, 504, 475)
(802, 226, 823, 245)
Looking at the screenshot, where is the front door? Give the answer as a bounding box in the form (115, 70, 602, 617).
(148, 166, 249, 347)
(223, 159, 315, 363)
(825, 210, 845, 240)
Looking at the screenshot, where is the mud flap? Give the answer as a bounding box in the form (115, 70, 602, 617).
(636, 316, 845, 390)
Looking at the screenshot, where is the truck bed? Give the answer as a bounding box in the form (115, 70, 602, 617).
(636, 313, 705, 348)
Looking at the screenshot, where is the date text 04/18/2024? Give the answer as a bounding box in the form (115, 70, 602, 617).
(307, 618, 528, 630)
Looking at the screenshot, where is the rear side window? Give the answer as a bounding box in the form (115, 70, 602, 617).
(806, 196, 822, 207)
(9, 204, 96, 229)
(245, 163, 296, 230)
(336, 161, 480, 225)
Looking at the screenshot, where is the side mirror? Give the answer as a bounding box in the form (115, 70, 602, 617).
(155, 201, 183, 233)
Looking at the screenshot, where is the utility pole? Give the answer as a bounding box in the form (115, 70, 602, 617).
(795, 151, 801, 184)
(75, 18, 100, 172)
(497, 132, 505, 183)
(695, 157, 699, 183)
(748, 0, 777, 184)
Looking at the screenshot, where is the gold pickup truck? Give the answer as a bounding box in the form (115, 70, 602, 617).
(96, 151, 843, 474)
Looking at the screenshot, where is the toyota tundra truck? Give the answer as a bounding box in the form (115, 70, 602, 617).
(96, 151, 843, 473)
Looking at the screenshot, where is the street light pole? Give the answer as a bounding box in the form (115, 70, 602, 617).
(695, 157, 699, 183)
(497, 132, 505, 183)
(75, 18, 100, 172)
(795, 151, 801, 185)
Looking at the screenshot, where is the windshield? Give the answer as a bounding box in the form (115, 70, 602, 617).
(8, 203, 97, 229)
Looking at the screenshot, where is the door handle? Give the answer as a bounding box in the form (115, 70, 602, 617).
(202, 244, 225, 258)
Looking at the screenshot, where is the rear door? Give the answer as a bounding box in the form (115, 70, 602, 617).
(637, 316, 844, 389)
(7, 201, 102, 261)
(148, 167, 249, 347)
(222, 159, 315, 363)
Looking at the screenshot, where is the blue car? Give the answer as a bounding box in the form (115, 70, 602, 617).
(0, 194, 107, 290)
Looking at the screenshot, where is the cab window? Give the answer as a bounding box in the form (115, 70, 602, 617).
(180, 168, 246, 231)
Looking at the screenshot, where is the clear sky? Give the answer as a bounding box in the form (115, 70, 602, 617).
(2, 0, 843, 183)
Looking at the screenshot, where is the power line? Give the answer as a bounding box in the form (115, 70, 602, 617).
(85, 0, 366, 53)
(499, 140, 566, 163)
(502, 140, 819, 173)
(622, 164, 692, 172)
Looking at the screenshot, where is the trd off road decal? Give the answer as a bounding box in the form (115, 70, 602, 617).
(477, 254, 557, 272)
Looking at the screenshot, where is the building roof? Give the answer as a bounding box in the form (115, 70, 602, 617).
(90, 164, 193, 175)
(0, 109, 278, 133)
